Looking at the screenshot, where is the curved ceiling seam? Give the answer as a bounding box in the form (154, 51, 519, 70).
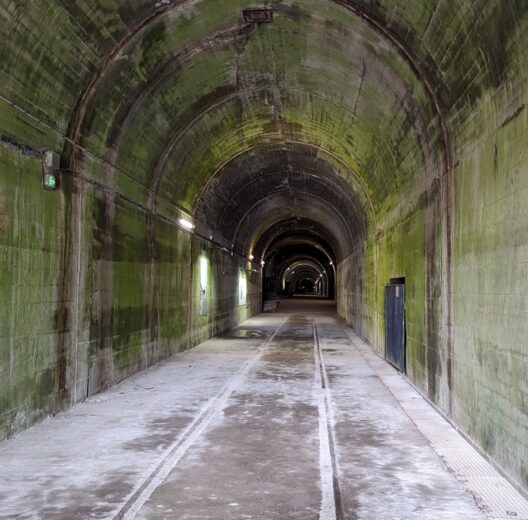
(257, 222, 340, 260)
(65, 0, 188, 169)
(267, 241, 334, 260)
(0, 94, 199, 231)
(232, 189, 360, 254)
(261, 235, 337, 263)
(207, 168, 365, 231)
(285, 259, 326, 274)
(331, 0, 452, 174)
(147, 87, 264, 204)
(230, 186, 362, 248)
(234, 192, 358, 250)
(242, 214, 346, 261)
(250, 214, 347, 256)
(159, 87, 430, 211)
(282, 259, 329, 280)
(288, 267, 325, 281)
(288, 268, 327, 281)
(266, 240, 336, 265)
(104, 22, 256, 154)
(260, 240, 340, 266)
(192, 140, 377, 221)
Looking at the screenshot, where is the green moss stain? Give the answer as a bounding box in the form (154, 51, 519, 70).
(0, 145, 63, 437)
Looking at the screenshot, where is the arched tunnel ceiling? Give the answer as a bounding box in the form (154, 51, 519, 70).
(264, 233, 336, 264)
(273, 247, 333, 279)
(76, 0, 439, 215)
(2, 0, 523, 253)
(194, 142, 369, 259)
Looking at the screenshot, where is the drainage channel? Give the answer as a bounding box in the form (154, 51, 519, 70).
(314, 321, 345, 520)
(113, 317, 288, 520)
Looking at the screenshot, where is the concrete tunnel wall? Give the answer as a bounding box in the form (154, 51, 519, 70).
(0, 152, 262, 433)
(0, 0, 527, 493)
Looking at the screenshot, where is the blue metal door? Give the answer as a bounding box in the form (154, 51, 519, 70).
(385, 284, 406, 372)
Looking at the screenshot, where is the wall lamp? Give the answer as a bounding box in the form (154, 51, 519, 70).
(178, 217, 195, 231)
(42, 150, 60, 191)
(248, 254, 254, 261)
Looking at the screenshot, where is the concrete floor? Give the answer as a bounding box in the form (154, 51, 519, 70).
(0, 300, 526, 519)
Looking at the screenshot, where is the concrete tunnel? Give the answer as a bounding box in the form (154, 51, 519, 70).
(0, 1, 527, 518)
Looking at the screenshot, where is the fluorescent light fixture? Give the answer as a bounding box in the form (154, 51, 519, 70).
(200, 256, 208, 291)
(248, 254, 254, 261)
(178, 218, 195, 231)
(239, 270, 247, 305)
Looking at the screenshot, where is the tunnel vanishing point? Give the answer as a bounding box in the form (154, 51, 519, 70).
(0, 0, 527, 517)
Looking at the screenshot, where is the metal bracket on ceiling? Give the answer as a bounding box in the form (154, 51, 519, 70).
(243, 8, 273, 24)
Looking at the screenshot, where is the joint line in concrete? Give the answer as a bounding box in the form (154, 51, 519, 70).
(314, 322, 344, 520)
(112, 317, 288, 519)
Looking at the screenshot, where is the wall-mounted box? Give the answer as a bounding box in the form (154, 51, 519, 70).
(42, 150, 60, 191)
(243, 8, 273, 23)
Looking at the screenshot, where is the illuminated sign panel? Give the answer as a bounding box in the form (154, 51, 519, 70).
(199, 256, 208, 316)
(239, 270, 247, 306)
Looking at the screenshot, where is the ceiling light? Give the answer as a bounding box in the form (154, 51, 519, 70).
(178, 218, 195, 231)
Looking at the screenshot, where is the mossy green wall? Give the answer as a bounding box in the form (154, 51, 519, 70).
(449, 69, 528, 488)
(337, 10, 528, 488)
(0, 147, 63, 434)
(0, 141, 261, 440)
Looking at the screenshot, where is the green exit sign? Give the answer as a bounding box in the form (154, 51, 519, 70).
(43, 173, 57, 190)
(42, 150, 60, 191)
